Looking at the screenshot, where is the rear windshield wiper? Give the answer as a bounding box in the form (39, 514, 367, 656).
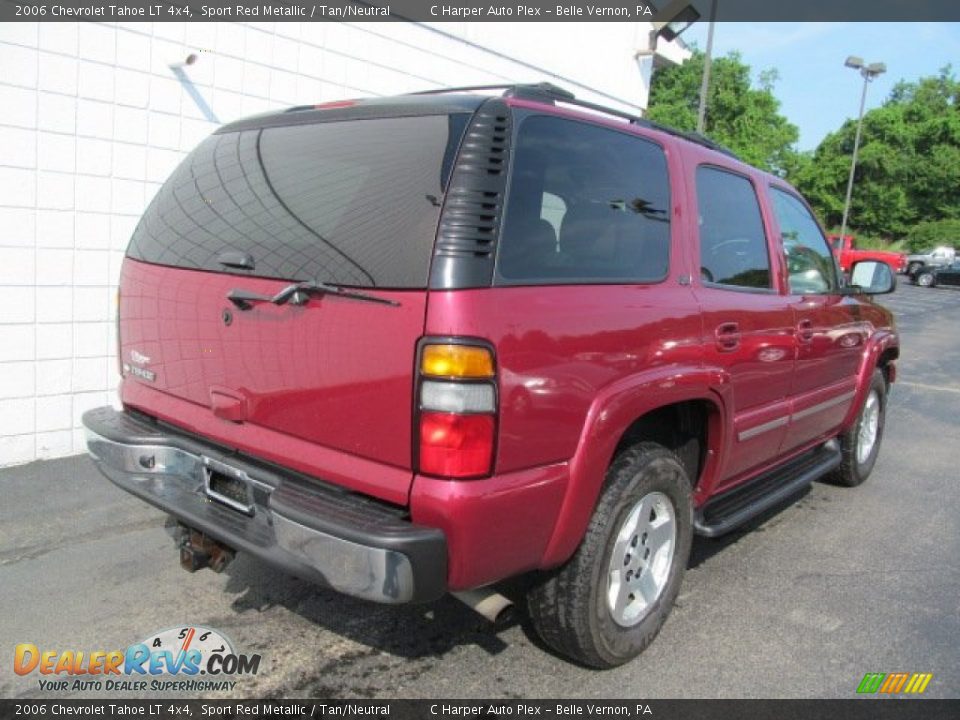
(227, 280, 399, 311)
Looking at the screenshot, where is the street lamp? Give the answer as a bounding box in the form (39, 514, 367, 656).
(839, 56, 886, 243)
(636, 1, 700, 112)
(652, 0, 701, 42)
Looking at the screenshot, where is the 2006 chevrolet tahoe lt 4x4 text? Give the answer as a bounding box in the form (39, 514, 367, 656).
(84, 83, 899, 668)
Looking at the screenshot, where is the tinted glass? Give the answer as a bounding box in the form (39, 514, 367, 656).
(497, 115, 670, 283)
(696, 167, 771, 289)
(127, 114, 469, 288)
(770, 187, 838, 295)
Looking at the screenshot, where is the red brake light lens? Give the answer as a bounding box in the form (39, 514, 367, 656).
(313, 99, 356, 109)
(419, 412, 494, 478)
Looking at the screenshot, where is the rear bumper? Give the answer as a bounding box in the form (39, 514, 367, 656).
(82, 406, 447, 604)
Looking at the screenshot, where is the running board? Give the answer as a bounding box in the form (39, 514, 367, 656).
(694, 441, 841, 538)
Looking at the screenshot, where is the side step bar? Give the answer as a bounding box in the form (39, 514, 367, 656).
(694, 441, 841, 538)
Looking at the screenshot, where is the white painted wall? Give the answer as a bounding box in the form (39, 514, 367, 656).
(0, 20, 688, 467)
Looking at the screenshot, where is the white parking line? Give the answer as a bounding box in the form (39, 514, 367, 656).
(899, 381, 960, 395)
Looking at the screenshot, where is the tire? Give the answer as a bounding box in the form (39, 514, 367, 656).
(831, 369, 887, 487)
(527, 442, 693, 668)
(916, 271, 935, 287)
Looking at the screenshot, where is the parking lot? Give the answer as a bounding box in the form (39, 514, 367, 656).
(1, 281, 958, 700)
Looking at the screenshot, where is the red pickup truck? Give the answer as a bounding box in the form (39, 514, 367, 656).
(830, 234, 907, 275)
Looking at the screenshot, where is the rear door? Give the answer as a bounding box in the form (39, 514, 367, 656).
(691, 166, 796, 489)
(120, 112, 470, 501)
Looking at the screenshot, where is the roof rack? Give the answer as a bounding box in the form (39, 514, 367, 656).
(409, 82, 576, 102)
(409, 82, 739, 160)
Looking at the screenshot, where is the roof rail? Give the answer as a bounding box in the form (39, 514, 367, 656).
(408, 82, 575, 101)
(634, 120, 740, 160)
(408, 82, 740, 160)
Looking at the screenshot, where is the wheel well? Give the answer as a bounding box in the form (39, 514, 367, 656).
(878, 347, 899, 385)
(613, 401, 712, 488)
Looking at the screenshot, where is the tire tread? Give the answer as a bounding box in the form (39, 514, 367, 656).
(830, 369, 887, 487)
(527, 442, 691, 668)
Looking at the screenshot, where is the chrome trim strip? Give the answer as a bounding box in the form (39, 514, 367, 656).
(791, 391, 856, 422)
(735, 390, 857, 442)
(272, 514, 415, 603)
(738, 416, 789, 442)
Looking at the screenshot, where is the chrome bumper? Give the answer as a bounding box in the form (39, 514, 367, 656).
(83, 407, 446, 604)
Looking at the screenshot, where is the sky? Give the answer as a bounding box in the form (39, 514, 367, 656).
(681, 22, 960, 151)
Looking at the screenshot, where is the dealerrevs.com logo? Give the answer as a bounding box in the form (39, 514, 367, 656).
(14, 626, 261, 693)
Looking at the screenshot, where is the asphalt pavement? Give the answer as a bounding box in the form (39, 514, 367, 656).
(1, 282, 958, 700)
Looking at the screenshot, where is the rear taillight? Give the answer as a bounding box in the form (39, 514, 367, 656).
(419, 413, 495, 478)
(417, 342, 497, 478)
(313, 99, 357, 109)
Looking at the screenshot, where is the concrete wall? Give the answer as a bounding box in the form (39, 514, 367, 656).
(0, 20, 686, 467)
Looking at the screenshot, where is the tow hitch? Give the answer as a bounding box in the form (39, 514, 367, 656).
(176, 524, 235, 574)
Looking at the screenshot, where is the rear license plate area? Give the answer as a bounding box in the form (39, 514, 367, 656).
(202, 457, 254, 515)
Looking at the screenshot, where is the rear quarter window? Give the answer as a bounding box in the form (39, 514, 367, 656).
(126, 114, 469, 288)
(496, 115, 671, 285)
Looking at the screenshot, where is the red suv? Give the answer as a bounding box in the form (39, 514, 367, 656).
(84, 84, 899, 667)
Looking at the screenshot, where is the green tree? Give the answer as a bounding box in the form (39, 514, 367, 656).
(794, 66, 960, 239)
(904, 219, 960, 253)
(646, 50, 799, 175)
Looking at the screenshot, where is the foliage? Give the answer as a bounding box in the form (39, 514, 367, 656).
(646, 50, 800, 176)
(903, 219, 960, 253)
(793, 67, 960, 241)
(648, 54, 960, 247)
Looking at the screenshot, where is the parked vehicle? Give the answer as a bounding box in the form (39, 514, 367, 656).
(83, 84, 899, 668)
(905, 246, 956, 276)
(914, 260, 960, 288)
(828, 234, 906, 276)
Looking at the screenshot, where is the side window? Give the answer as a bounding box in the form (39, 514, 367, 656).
(696, 167, 772, 289)
(769, 187, 838, 295)
(497, 115, 671, 283)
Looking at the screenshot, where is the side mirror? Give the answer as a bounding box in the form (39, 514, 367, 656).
(849, 260, 896, 295)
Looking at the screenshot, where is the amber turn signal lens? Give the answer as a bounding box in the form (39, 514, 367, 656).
(421, 344, 494, 378)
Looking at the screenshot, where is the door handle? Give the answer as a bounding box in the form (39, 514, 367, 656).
(714, 322, 741, 352)
(797, 319, 814, 343)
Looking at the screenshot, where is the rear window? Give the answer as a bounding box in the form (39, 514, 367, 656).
(496, 114, 671, 284)
(127, 114, 469, 288)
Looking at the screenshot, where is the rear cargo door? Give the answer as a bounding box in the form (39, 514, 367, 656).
(121, 112, 470, 500)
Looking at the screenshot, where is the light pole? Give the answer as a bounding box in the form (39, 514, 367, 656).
(839, 56, 886, 242)
(696, 0, 718, 135)
(636, 1, 700, 112)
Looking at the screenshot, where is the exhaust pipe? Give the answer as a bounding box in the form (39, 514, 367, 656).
(452, 588, 515, 626)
